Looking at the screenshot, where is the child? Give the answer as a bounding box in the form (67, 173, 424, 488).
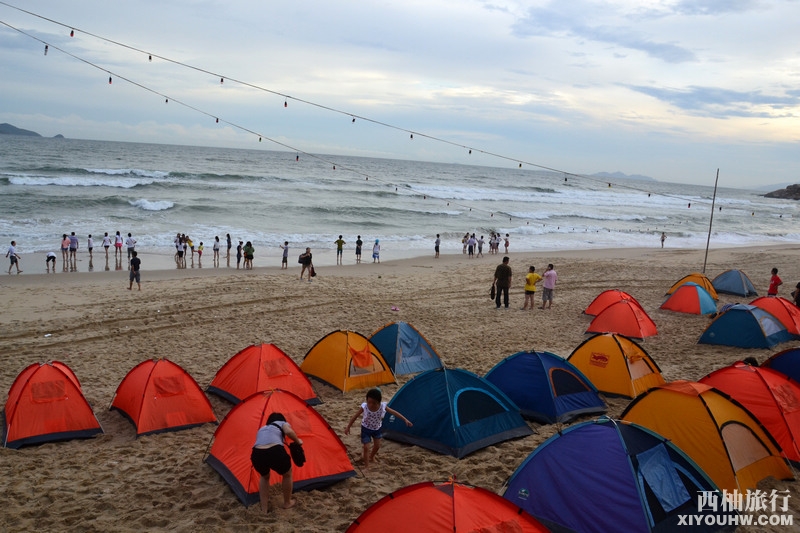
(280, 241, 289, 269)
(522, 265, 542, 310)
(345, 388, 412, 470)
(46, 251, 56, 273)
(197, 242, 204, 258)
(768, 267, 782, 296)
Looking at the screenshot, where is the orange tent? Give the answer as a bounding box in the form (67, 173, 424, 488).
(659, 282, 717, 315)
(665, 272, 718, 299)
(586, 299, 657, 338)
(749, 297, 800, 336)
(4, 361, 103, 448)
(346, 479, 549, 532)
(567, 333, 664, 398)
(208, 344, 319, 405)
(621, 380, 792, 492)
(110, 358, 217, 436)
(205, 389, 355, 506)
(584, 289, 639, 316)
(300, 330, 395, 392)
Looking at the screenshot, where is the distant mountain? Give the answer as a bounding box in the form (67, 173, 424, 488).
(752, 182, 793, 192)
(0, 123, 64, 138)
(764, 184, 800, 200)
(592, 171, 656, 182)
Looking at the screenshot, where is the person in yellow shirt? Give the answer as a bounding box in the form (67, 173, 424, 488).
(522, 265, 542, 310)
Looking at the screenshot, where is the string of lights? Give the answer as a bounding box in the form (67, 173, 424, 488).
(0, 2, 744, 236)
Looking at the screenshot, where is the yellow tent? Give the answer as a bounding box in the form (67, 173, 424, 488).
(567, 333, 664, 398)
(665, 272, 719, 299)
(621, 380, 793, 492)
(300, 330, 396, 392)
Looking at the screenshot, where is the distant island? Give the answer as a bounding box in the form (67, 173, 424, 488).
(0, 123, 64, 138)
(764, 184, 800, 200)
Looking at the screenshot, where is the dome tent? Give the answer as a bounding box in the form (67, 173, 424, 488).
(484, 350, 606, 424)
(300, 330, 395, 392)
(207, 343, 319, 405)
(369, 321, 443, 375)
(584, 289, 639, 316)
(585, 299, 657, 339)
(712, 269, 758, 297)
(698, 304, 792, 349)
(621, 380, 793, 492)
(205, 389, 355, 506)
(568, 333, 665, 398)
(347, 479, 549, 533)
(110, 358, 217, 436)
(382, 367, 533, 458)
(4, 361, 103, 449)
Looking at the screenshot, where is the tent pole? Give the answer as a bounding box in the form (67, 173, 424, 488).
(702, 169, 720, 274)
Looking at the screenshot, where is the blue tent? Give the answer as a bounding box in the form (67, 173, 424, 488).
(369, 322, 443, 375)
(712, 269, 758, 297)
(763, 347, 800, 382)
(382, 367, 533, 458)
(503, 417, 736, 533)
(484, 351, 606, 424)
(698, 304, 793, 349)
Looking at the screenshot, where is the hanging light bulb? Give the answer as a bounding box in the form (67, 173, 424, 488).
(352, 117, 356, 123)
(70, 30, 74, 37)
(108, 76, 112, 84)
(165, 98, 168, 103)
(284, 100, 287, 107)
(259, 137, 262, 142)
(468, 149, 472, 154)
(44, 45, 48, 55)
(410, 133, 413, 139)
(148, 55, 152, 62)
(215, 118, 219, 123)
(518, 163, 522, 168)
(220, 78, 224, 84)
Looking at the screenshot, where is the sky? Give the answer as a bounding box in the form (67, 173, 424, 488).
(0, 0, 798, 188)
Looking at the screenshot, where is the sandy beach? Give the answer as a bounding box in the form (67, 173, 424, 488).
(1, 244, 799, 532)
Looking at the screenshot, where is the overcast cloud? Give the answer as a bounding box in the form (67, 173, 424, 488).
(0, 0, 798, 187)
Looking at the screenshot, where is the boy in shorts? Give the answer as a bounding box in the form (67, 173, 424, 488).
(345, 388, 412, 470)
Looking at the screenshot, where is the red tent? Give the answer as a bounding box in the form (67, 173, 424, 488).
(4, 361, 103, 448)
(346, 479, 549, 533)
(205, 389, 355, 506)
(584, 289, 638, 316)
(749, 297, 800, 336)
(701, 361, 800, 464)
(586, 299, 657, 338)
(207, 343, 319, 405)
(110, 358, 217, 436)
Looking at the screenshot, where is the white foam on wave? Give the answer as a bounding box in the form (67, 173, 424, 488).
(129, 199, 174, 211)
(86, 168, 169, 179)
(8, 174, 156, 188)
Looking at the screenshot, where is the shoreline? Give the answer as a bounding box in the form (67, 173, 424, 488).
(4, 242, 799, 287)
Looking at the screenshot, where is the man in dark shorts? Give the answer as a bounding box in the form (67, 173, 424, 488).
(355, 235, 363, 264)
(128, 250, 141, 290)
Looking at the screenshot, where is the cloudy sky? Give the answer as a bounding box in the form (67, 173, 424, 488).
(1, 0, 798, 188)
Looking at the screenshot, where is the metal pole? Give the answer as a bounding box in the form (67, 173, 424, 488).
(702, 169, 720, 274)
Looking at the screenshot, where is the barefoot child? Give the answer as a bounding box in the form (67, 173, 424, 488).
(345, 388, 412, 470)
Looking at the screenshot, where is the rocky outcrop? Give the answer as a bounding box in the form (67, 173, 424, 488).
(764, 184, 800, 200)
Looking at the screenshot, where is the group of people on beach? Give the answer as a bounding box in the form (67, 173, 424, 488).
(456, 232, 510, 259)
(492, 256, 558, 310)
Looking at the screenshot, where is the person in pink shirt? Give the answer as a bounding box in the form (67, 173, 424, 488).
(540, 263, 558, 309)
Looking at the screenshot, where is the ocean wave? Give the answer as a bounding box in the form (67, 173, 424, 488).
(129, 199, 174, 211)
(6, 173, 159, 189)
(86, 168, 169, 179)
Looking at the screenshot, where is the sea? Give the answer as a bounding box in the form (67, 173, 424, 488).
(1, 135, 798, 267)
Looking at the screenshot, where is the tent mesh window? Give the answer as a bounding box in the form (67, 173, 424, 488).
(550, 369, 591, 395)
(456, 390, 506, 425)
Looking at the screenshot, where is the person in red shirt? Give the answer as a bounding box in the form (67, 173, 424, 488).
(768, 267, 783, 296)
